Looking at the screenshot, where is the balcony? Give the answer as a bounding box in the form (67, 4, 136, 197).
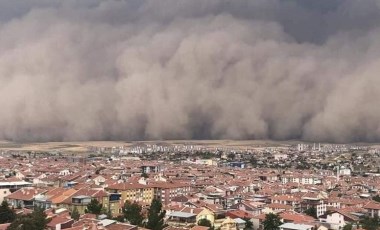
(109, 193, 122, 202)
(72, 195, 91, 205)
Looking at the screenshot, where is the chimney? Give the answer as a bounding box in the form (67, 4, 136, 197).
(83, 222, 89, 230)
(96, 222, 104, 229)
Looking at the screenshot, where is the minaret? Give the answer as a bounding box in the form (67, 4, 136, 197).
(337, 165, 340, 182)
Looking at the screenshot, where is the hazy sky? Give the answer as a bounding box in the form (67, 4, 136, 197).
(1, 0, 380, 142)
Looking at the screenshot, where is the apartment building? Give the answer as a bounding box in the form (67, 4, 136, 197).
(105, 182, 154, 205)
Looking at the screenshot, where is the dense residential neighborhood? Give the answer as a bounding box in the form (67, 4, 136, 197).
(1, 142, 380, 230)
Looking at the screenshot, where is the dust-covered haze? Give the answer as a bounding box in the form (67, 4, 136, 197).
(1, 0, 380, 142)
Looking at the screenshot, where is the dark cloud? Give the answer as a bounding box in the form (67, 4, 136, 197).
(0, 0, 380, 142)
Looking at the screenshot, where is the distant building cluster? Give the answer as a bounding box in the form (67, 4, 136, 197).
(0, 142, 380, 230)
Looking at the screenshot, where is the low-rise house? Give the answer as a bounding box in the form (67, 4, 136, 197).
(219, 217, 238, 230)
(271, 195, 302, 212)
(226, 210, 254, 220)
(230, 200, 265, 215)
(0, 180, 32, 202)
(363, 201, 380, 217)
(46, 209, 74, 230)
(319, 210, 359, 230)
(59, 169, 72, 176)
(167, 211, 197, 227)
(234, 218, 246, 230)
(69, 217, 138, 230)
(280, 211, 316, 224)
(196, 208, 215, 226)
(5, 187, 46, 208)
(58, 189, 110, 215)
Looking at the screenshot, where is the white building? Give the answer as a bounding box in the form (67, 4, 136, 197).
(319, 211, 359, 230)
(339, 168, 351, 176)
(0, 181, 32, 202)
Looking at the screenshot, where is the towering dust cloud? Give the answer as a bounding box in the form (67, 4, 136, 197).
(1, 0, 380, 142)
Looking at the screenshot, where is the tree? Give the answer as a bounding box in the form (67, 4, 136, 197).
(360, 215, 380, 230)
(373, 195, 380, 203)
(343, 223, 353, 230)
(304, 207, 317, 219)
(71, 206, 80, 221)
(141, 172, 149, 178)
(146, 198, 166, 230)
(244, 218, 253, 230)
(8, 206, 49, 230)
(123, 201, 144, 226)
(7, 215, 34, 230)
(113, 215, 125, 222)
(31, 206, 50, 230)
(85, 199, 103, 215)
(106, 208, 113, 219)
(198, 218, 212, 228)
(227, 153, 235, 160)
(101, 207, 109, 216)
(249, 157, 258, 167)
(262, 213, 282, 230)
(0, 200, 15, 224)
